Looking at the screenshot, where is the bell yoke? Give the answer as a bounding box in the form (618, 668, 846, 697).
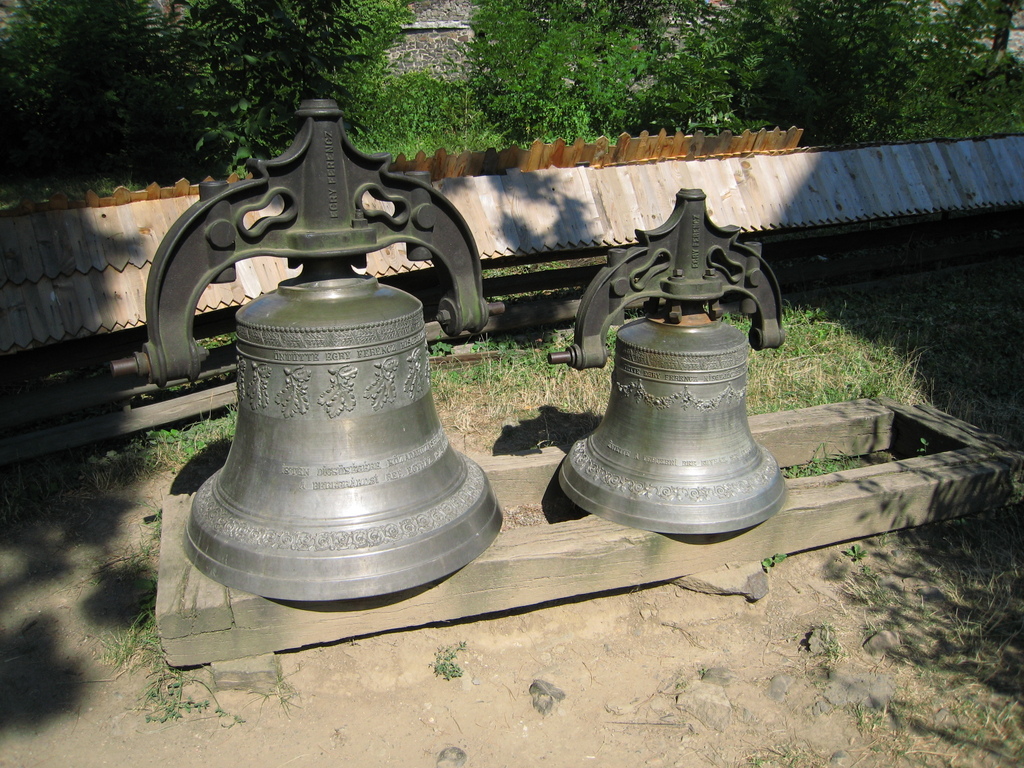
(114, 98, 502, 601)
(116, 99, 788, 601)
(549, 189, 787, 535)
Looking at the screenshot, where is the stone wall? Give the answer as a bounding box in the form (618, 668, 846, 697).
(387, 0, 475, 79)
(384, 1, 1024, 80)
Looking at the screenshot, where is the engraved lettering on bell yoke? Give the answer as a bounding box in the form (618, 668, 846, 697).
(192, 459, 486, 551)
(324, 129, 339, 218)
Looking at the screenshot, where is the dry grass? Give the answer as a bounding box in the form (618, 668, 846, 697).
(431, 303, 929, 458)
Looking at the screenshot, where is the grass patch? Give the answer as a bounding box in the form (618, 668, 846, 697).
(0, 411, 235, 529)
(782, 446, 862, 479)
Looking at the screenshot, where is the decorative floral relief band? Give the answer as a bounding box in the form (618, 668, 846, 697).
(236, 343, 429, 418)
(191, 458, 486, 552)
(569, 440, 779, 503)
(614, 380, 746, 410)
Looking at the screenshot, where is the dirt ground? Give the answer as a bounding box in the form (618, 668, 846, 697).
(0, 462, 1019, 768)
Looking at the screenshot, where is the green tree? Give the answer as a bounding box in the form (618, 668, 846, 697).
(0, 0, 192, 176)
(183, 0, 409, 172)
(466, 0, 663, 142)
(712, 0, 1024, 144)
(900, 0, 1024, 138)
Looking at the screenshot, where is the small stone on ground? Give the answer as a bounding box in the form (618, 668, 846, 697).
(529, 679, 566, 716)
(674, 561, 770, 602)
(676, 683, 733, 731)
(824, 669, 896, 709)
(437, 746, 467, 768)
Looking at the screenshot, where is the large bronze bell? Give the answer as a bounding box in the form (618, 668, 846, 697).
(549, 190, 786, 535)
(112, 99, 501, 600)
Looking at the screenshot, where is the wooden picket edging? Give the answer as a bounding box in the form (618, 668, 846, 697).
(0, 127, 802, 217)
(0, 174, 243, 218)
(155, 399, 1023, 667)
(387, 126, 804, 180)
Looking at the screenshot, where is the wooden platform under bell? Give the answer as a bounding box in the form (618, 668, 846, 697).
(155, 399, 1022, 667)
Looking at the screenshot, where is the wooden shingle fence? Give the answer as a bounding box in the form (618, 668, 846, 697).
(2, 134, 1023, 364)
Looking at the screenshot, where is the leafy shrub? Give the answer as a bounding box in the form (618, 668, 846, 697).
(182, 0, 409, 173)
(466, 0, 662, 142)
(711, 0, 1024, 144)
(347, 71, 504, 157)
(0, 0, 194, 177)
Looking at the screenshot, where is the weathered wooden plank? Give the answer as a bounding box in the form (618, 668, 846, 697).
(0, 382, 237, 466)
(621, 165, 665, 231)
(934, 141, 978, 211)
(518, 168, 581, 251)
(0, 343, 239, 432)
(890, 144, 933, 214)
(792, 152, 837, 226)
(866, 147, 904, 217)
(874, 397, 1016, 455)
(922, 142, 959, 211)
(989, 136, 1024, 202)
(953, 139, 996, 208)
(30, 276, 65, 343)
(756, 152, 792, 228)
(586, 166, 637, 245)
(158, 435, 1022, 666)
(0, 282, 34, 350)
(732, 156, 776, 229)
(31, 209, 74, 279)
(478, 400, 894, 507)
(156, 533, 234, 641)
(772, 150, 811, 227)
(89, 205, 135, 272)
(814, 152, 851, 224)
(563, 166, 605, 248)
(969, 138, 1012, 207)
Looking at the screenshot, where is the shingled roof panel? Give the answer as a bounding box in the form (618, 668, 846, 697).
(1, 136, 1021, 356)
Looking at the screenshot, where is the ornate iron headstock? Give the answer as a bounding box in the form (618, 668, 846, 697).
(549, 189, 784, 370)
(117, 98, 489, 386)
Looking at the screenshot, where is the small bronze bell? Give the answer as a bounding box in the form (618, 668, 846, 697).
(549, 189, 786, 535)
(112, 99, 501, 600)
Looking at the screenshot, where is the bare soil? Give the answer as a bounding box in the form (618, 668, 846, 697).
(1, 458, 1019, 768)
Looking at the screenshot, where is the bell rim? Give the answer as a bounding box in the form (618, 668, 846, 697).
(184, 455, 502, 601)
(557, 444, 787, 535)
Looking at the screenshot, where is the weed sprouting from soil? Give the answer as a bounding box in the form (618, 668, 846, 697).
(432, 642, 468, 681)
(782, 445, 862, 479)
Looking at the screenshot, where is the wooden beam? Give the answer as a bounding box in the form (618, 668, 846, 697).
(0, 382, 237, 466)
(478, 400, 894, 508)
(155, 399, 1022, 667)
(0, 343, 237, 433)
